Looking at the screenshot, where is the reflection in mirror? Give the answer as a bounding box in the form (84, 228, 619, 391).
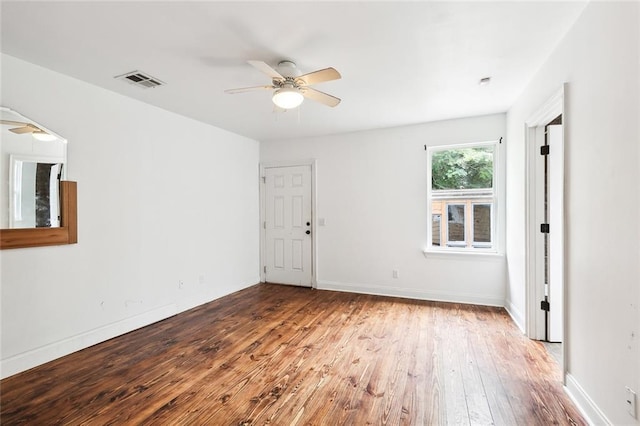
(1, 107, 67, 229)
(10, 156, 63, 228)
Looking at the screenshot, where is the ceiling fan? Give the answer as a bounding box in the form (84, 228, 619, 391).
(1, 120, 57, 141)
(225, 60, 341, 110)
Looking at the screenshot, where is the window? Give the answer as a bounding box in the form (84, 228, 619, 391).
(427, 141, 498, 252)
(432, 214, 441, 246)
(472, 203, 492, 247)
(447, 204, 466, 246)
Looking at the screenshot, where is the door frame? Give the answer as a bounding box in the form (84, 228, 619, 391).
(524, 84, 567, 379)
(259, 159, 317, 288)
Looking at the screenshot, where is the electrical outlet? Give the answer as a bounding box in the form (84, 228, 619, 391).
(392, 269, 399, 279)
(178, 280, 184, 289)
(626, 387, 637, 418)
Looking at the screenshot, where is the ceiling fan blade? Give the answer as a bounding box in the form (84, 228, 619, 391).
(0, 119, 29, 127)
(247, 60, 284, 80)
(296, 67, 341, 86)
(2, 120, 47, 136)
(9, 127, 34, 134)
(224, 85, 274, 94)
(10, 124, 42, 134)
(301, 87, 341, 107)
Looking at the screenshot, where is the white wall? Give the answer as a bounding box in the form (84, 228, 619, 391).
(261, 114, 507, 306)
(505, 3, 639, 424)
(0, 54, 260, 378)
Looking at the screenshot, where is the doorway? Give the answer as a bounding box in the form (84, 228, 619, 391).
(260, 162, 316, 287)
(525, 85, 566, 376)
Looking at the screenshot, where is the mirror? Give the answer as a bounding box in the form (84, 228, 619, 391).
(1, 107, 76, 249)
(1, 107, 67, 229)
(9, 156, 64, 228)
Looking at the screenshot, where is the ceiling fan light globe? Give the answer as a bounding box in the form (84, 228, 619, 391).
(272, 87, 304, 109)
(32, 131, 57, 142)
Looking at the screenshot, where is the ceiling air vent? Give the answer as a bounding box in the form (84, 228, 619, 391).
(115, 70, 165, 89)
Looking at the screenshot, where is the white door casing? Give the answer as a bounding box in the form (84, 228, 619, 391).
(548, 124, 564, 343)
(263, 164, 313, 287)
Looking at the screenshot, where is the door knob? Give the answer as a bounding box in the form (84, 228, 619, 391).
(306, 222, 311, 226)
(306, 230, 311, 235)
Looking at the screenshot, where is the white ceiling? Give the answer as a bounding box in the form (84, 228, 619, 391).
(1, 1, 587, 142)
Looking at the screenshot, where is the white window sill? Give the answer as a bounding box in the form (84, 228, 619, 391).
(422, 248, 504, 260)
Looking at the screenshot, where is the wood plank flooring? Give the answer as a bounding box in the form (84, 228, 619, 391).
(1, 283, 585, 425)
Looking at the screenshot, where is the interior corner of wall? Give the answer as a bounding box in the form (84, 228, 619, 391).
(504, 298, 525, 333)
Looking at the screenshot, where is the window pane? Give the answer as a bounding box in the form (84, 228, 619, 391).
(432, 214, 441, 246)
(447, 204, 465, 244)
(473, 204, 492, 244)
(432, 147, 493, 190)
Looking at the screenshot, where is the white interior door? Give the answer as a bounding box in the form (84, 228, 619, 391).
(548, 124, 564, 342)
(526, 86, 566, 357)
(264, 165, 313, 287)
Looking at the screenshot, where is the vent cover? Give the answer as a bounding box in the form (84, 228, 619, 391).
(115, 70, 165, 89)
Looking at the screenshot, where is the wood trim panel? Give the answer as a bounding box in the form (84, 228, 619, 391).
(0, 181, 77, 250)
(60, 181, 78, 244)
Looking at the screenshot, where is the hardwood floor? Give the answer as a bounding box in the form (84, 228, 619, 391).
(1, 283, 585, 425)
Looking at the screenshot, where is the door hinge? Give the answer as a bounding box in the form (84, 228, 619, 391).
(540, 145, 550, 155)
(263, 266, 266, 273)
(261, 176, 266, 183)
(263, 221, 266, 229)
(540, 300, 550, 311)
(540, 223, 550, 233)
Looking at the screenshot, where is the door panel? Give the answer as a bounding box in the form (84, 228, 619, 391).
(265, 165, 312, 286)
(274, 239, 285, 268)
(292, 239, 303, 270)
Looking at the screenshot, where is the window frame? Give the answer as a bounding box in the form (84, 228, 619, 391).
(426, 140, 500, 254)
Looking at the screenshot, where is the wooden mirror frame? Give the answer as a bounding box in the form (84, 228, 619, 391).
(1, 181, 77, 249)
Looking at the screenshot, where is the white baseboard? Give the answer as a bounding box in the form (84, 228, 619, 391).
(504, 298, 525, 333)
(317, 280, 504, 307)
(1, 303, 178, 379)
(565, 373, 612, 425)
(175, 278, 260, 313)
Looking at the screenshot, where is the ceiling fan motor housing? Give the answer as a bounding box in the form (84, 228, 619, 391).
(277, 60, 301, 78)
(272, 62, 304, 108)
